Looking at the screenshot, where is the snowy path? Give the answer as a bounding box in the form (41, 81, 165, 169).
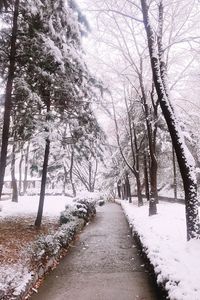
(30, 203, 159, 300)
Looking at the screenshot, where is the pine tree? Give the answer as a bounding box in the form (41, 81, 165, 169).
(0, 0, 19, 199)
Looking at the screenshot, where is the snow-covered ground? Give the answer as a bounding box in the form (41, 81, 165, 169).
(0, 195, 74, 219)
(0, 190, 102, 219)
(120, 199, 200, 300)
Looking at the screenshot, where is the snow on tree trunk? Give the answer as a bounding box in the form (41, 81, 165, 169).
(140, 0, 200, 239)
(0, 0, 19, 199)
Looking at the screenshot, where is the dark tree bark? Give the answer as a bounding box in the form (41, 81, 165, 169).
(69, 148, 76, 197)
(172, 145, 177, 200)
(117, 180, 121, 198)
(121, 183, 125, 200)
(19, 147, 24, 196)
(125, 172, 132, 203)
(62, 165, 68, 195)
(141, 0, 200, 239)
(139, 69, 158, 213)
(23, 141, 30, 195)
(11, 140, 18, 202)
(123, 180, 128, 200)
(0, 0, 19, 199)
(143, 151, 150, 201)
(35, 97, 50, 228)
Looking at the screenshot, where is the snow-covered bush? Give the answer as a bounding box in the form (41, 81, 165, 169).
(32, 234, 60, 261)
(98, 199, 105, 206)
(59, 205, 76, 224)
(0, 265, 32, 299)
(31, 220, 83, 263)
(75, 199, 96, 221)
(60, 199, 96, 225)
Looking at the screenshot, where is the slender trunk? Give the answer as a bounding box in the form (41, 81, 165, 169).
(63, 166, 68, 195)
(11, 141, 18, 202)
(172, 145, 177, 200)
(112, 94, 142, 205)
(141, 0, 199, 239)
(69, 148, 76, 197)
(23, 141, 30, 195)
(35, 97, 50, 228)
(135, 140, 143, 205)
(121, 183, 125, 200)
(19, 148, 24, 196)
(0, 0, 19, 199)
(136, 173, 143, 206)
(117, 180, 121, 198)
(149, 156, 158, 215)
(124, 181, 128, 200)
(125, 172, 132, 203)
(144, 151, 150, 201)
(91, 158, 98, 192)
(150, 155, 158, 202)
(88, 161, 92, 192)
(34, 138, 50, 227)
(144, 101, 158, 205)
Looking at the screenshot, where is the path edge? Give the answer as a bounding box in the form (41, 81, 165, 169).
(116, 200, 168, 300)
(11, 216, 94, 300)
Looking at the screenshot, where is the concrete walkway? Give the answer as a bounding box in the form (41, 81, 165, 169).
(31, 203, 159, 300)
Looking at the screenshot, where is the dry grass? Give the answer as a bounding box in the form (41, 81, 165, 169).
(0, 216, 60, 266)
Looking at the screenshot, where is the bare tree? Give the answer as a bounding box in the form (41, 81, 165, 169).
(140, 0, 200, 240)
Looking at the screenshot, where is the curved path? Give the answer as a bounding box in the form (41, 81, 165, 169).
(31, 203, 159, 300)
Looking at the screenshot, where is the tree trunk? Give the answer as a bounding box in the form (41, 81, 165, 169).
(150, 154, 158, 203)
(69, 148, 76, 197)
(172, 145, 177, 200)
(144, 151, 150, 201)
(11, 141, 18, 202)
(34, 138, 50, 227)
(19, 148, 24, 196)
(136, 173, 143, 206)
(63, 165, 68, 195)
(121, 183, 125, 200)
(141, 0, 199, 239)
(23, 141, 30, 195)
(117, 180, 121, 198)
(139, 58, 158, 210)
(35, 97, 50, 228)
(0, 0, 19, 199)
(125, 172, 132, 203)
(143, 98, 158, 207)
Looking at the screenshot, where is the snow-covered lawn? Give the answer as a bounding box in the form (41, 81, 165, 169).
(0, 195, 75, 219)
(120, 199, 200, 300)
